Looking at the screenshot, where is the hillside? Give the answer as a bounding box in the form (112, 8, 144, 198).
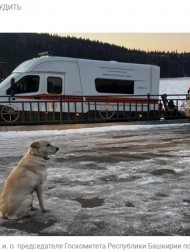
(0, 33, 190, 78)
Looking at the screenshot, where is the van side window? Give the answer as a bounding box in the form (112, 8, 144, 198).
(7, 75, 40, 94)
(47, 77, 62, 94)
(95, 78, 134, 94)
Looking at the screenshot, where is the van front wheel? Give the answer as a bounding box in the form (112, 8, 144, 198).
(1, 104, 20, 122)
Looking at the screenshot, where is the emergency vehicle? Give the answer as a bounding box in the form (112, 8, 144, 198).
(0, 53, 160, 122)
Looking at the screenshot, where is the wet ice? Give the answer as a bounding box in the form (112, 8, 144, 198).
(0, 122, 190, 235)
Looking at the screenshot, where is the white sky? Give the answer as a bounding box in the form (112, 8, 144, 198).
(0, 0, 190, 34)
(0, 0, 190, 52)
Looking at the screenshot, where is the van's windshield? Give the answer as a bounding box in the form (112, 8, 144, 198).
(0, 73, 22, 89)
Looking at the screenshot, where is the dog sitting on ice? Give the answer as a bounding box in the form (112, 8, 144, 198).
(0, 140, 59, 219)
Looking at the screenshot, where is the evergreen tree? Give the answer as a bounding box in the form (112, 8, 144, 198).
(0, 33, 190, 79)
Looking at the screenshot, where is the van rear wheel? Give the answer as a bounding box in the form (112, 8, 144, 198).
(1, 104, 20, 122)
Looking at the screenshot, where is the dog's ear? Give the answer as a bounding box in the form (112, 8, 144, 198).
(30, 142, 39, 149)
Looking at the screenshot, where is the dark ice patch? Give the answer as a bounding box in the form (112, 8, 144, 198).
(75, 197, 104, 208)
(125, 202, 135, 207)
(151, 169, 176, 176)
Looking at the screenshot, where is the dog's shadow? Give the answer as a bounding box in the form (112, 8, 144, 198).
(0, 211, 58, 235)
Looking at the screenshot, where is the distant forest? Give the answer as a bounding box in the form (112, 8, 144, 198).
(0, 33, 190, 79)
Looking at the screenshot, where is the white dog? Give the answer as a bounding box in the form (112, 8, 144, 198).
(0, 140, 59, 219)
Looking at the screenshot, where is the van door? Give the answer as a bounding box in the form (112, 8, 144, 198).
(8, 74, 41, 96)
(7, 74, 42, 112)
(44, 73, 65, 113)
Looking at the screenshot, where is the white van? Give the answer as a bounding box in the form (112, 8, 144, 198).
(0, 53, 160, 121)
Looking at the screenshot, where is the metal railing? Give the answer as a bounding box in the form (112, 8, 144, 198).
(0, 94, 187, 125)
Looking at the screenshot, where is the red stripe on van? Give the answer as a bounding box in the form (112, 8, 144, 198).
(14, 94, 158, 104)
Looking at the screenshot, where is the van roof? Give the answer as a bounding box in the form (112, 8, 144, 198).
(13, 56, 78, 73)
(13, 55, 159, 73)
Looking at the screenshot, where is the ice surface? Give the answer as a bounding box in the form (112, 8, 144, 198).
(1, 122, 190, 236)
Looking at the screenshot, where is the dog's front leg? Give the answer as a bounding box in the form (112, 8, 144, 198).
(29, 194, 37, 211)
(35, 185, 48, 212)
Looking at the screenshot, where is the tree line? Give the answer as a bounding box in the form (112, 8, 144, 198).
(0, 33, 190, 79)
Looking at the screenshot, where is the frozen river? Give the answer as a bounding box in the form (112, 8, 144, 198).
(1, 122, 190, 236)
